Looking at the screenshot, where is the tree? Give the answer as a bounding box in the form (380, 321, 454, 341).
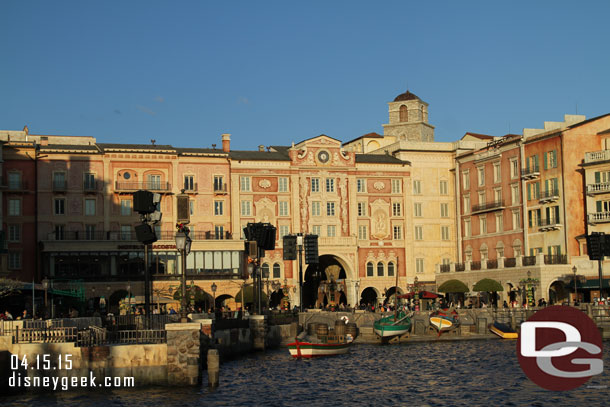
(0, 278, 22, 298)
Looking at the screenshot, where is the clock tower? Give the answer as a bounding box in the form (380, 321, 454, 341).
(382, 90, 435, 142)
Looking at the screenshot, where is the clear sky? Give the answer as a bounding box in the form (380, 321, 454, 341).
(2, 1, 609, 150)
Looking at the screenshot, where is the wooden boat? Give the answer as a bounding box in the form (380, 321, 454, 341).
(429, 309, 459, 336)
(489, 321, 518, 339)
(373, 311, 412, 341)
(287, 328, 353, 358)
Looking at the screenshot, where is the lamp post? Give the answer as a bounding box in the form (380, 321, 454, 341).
(126, 282, 132, 316)
(211, 282, 217, 311)
(42, 279, 48, 319)
(355, 280, 360, 308)
(175, 228, 191, 323)
(572, 266, 578, 305)
(262, 267, 270, 310)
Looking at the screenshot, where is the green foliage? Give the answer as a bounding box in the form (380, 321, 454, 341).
(472, 278, 504, 292)
(437, 279, 469, 293)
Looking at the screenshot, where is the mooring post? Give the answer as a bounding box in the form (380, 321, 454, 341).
(207, 349, 219, 388)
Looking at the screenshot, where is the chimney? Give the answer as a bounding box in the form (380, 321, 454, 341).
(40, 136, 49, 146)
(222, 133, 231, 152)
(258, 145, 265, 152)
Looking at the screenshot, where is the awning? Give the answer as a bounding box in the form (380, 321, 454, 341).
(567, 278, 610, 289)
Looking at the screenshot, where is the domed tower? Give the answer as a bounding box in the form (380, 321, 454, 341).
(382, 90, 435, 142)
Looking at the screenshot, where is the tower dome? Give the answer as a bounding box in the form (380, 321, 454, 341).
(393, 90, 420, 102)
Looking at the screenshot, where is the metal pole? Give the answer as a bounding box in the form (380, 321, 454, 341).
(298, 243, 303, 312)
(181, 247, 188, 323)
(32, 279, 35, 319)
(144, 243, 150, 327)
(599, 259, 604, 301)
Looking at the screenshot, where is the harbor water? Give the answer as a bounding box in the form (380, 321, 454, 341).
(3, 340, 610, 406)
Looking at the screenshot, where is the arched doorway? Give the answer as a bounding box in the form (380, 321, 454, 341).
(215, 294, 233, 311)
(383, 286, 403, 306)
(303, 255, 348, 309)
(549, 280, 568, 305)
(360, 287, 378, 309)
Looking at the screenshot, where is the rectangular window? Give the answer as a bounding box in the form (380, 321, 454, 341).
(8, 251, 21, 270)
(527, 155, 540, 172)
(326, 178, 335, 193)
(546, 205, 560, 223)
(53, 172, 66, 189)
(530, 247, 543, 256)
(241, 200, 252, 216)
(511, 184, 519, 205)
(357, 179, 366, 193)
(215, 225, 224, 239)
(440, 203, 449, 218)
(8, 173, 21, 189)
(594, 171, 610, 184)
(120, 199, 132, 216)
(414, 203, 422, 217)
(327, 225, 336, 237)
(311, 178, 320, 193)
(54, 198, 65, 215)
(84, 173, 95, 190)
(358, 225, 367, 240)
(213, 175, 224, 192)
(8, 199, 21, 216)
(493, 162, 501, 183)
(439, 180, 448, 195)
(184, 175, 195, 191)
(477, 167, 485, 186)
(85, 225, 96, 240)
(120, 225, 131, 240)
(496, 213, 503, 233)
(462, 170, 470, 189)
(545, 178, 559, 195)
(479, 216, 487, 235)
(190, 200, 195, 216)
(147, 174, 161, 190)
(478, 191, 486, 206)
(240, 176, 251, 192)
(464, 219, 471, 237)
(8, 225, 21, 242)
(312, 201, 321, 216)
(544, 150, 557, 170)
(357, 202, 367, 217)
(528, 208, 541, 227)
(414, 226, 423, 240)
(214, 201, 224, 216)
(527, 182, 540, 200)
(393, 225, 402, 240)
(312, 225, 321, 236)
(416, 258, 424, 274)
(326, 202, 336, 216)
(510, 158, 519, 179)
(279, 201, 289, 216)
(85, 199, 96, 216)
(279, 225, 289, 239)
(441, 226, 450, 241)
(512, 210, 521, 230)
(413, 180, 421, 195)
(392, 179, 401, 194)
(278, 177, 289, 192)
(54, 225, 65, 240)
(392, 202, 402, 217)
(463, 195, 470, 214)
(494, 188, 502, 203)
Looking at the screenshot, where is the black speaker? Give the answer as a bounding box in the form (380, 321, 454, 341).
(176, 195, 190, 223)
(133, 190, 155, 214)
(135, 223, 157, 244)
(262, 225, 276, 250)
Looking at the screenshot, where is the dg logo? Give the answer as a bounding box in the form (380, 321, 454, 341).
(517, 305, 604, 391)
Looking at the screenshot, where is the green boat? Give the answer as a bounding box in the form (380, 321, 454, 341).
(373, 311, 412, 342)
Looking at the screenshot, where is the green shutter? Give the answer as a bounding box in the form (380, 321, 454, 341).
(595, 172, 601, 184)
(528, 210, 533, 227)
(597, 201, 602, 213)
(552, 150, 557, 168)
(543, 152, 548, 170)
(527, 184, 531, 201)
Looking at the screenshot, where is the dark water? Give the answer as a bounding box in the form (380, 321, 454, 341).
(3, 340, 610, 406)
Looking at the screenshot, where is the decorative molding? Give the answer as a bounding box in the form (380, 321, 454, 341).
(373, 181, 385, 191)
(370, 199, 390, 239)
(254, 197, 276, 224)
(258, 179, 271, 189)
(297, 147, 308, 159)
(338, 175, 348, 234)
(300, 175, 309, 232)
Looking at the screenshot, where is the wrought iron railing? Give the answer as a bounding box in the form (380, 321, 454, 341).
(523, 256, 536, 266)
(544, 254, 567, 265)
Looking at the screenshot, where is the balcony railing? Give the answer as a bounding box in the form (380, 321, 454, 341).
(156, 231, 233, 241)
(504, 258, 516, 267)
(587, 183, 610, 195)
(585, 149, 610, 164)
(471, 200, 504, 214)
(6, 181, 28, 191)
(183, 183, 198, 193)
(471, 261, 481, 270)
(115, 182, 171, 191)
(84, 181, 102, 192)
(47, 231, 136, 241)
(523, 256, 536, 266)
(539, 189, 559, 202)
(455, 263, 465, 272)
(213, 184, 228, 194)
(588, 212, 610, 224)
(440, 264, 450, 273)
(486, 259, 498, 269)
(544, 254, 567, 265)
(521, 165, 540, 179)
(539, 218, 562, 231)
(53, 181, 67, 192)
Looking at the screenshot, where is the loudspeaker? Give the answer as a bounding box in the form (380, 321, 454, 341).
(135, 223, 157, 244)
(133, 190, 155, 214)
(176, 195, 190, 224)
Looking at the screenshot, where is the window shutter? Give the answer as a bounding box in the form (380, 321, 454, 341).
(527, 184, 531, 201)
(528, 210, 533, 227)
(597, 201, 602, 213)
(552, 150, 557, 167)
(595, 172, 601, 184)
(543, 152, 548, 170)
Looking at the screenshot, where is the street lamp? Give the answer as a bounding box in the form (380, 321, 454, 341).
(175, 229, 192, 323)
(126, 283, 132, 316)
(211, 282, 217, 311)
(42, 279, 48, 319)
(262, 267, 270, 310)
(572, 265, 578, 305)
(355, 280, 360, 308)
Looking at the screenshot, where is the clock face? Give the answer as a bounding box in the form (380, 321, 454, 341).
(317, 150, 330, 164)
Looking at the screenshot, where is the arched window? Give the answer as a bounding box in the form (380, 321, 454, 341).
(388, 261, 395, 277)
(480, 243, 488, 261)
(261, 263, 270, 279)
(399, 105, 409, 122)
(366, 262, 374, 277)
(273, 263, 281, 278)
(377, 262, 384, 277)
(496, 241, 505, 258)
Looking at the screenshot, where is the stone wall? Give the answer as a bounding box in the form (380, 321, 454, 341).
(165, 322, 201, 386)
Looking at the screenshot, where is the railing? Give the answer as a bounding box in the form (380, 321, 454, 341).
(486, 259, 498, 269)
(6, 181, 28, 190)
(471, 200, 504, 213)
(586, 182, 610, 194)
(46, 231, 136, 241)
(53, 181, 67, 191)
(521, 165, 540, 177)
(14, 326, 78, 343)
(539, 218, 561, 227)
(544, 254, 567, 265)
(113, 314, 179, 330)
(156, 231, 233, 241)
(440, 264, 450, 273)
(77, 327, 166, 347)
(268, 312, 299, 326)
(523, 256, 536, 266)
(471, 261, 481, 270)
(214, 184, 228, 194)
(539, 189, 559, 200)
(183, 182, 198, 192)
(588, 212, 610, 224)
(455, 263, 465, 272)
(585, 149, 610, 164)
(504, 258, 516, 267)
(115, 181, 171, 191)
(84, 181, 102, 192)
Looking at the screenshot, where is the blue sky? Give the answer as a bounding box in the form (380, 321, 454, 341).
(2, 1, 609, 150)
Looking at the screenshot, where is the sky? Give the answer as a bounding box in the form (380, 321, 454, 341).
(2, 1, 610, 150)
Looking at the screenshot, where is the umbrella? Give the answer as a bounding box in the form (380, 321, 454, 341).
(234, 285, 269, 303)
(437, 279, 469, 293)
(473, 278, 503, 292)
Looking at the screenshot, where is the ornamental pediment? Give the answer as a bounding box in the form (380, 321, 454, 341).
(289, 135, 353, 167)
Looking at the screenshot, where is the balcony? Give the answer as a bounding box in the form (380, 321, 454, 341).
(544, 254, 568, 265)
(183, 183, 198, 194)
(214, 184, 228, 195)
(84, 181, 103, 193)
(471, 200, 504, 214)
(585, 149, 610, 164)
(115, 181, 171, 192)
(156, 231, 233, 241)
(539, 218, 562, 231)
(588, 212, 610, 225)
(46, 231, 136, 241)
(53, 180, 67, 192)
(587, 182, 610, 196)
(539, 188, 559, 203)
(5, 180, 29, 192)
(435, 254, 570, 275)
(521, 165, 540, 180)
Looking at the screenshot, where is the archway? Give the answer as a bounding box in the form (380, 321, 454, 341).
(383, 286, 403, 305)
(215, 294, 234, 311)
(360, 287, 378, 309)
(303, 255, 348, 309)
(549, 280, 568, 305)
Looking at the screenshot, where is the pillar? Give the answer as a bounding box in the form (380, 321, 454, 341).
(166, 322, 202, 386)
(249, 315, 267, 351)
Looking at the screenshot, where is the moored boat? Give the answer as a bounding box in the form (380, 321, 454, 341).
(489, 321, 518, 339)
(429, 309, 459, 336)
(288, 325, 353, 358)
(373, 311, 412, 342)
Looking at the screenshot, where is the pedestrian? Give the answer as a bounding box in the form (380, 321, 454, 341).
(503, 301, 508, 309)
(4, 310, 13, 320)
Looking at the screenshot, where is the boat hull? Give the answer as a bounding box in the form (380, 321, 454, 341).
(489, 321, 518, 339)
(373, 313, 412, 339)
(287, 341, 351, 358)
(429, 310, 460, 335)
